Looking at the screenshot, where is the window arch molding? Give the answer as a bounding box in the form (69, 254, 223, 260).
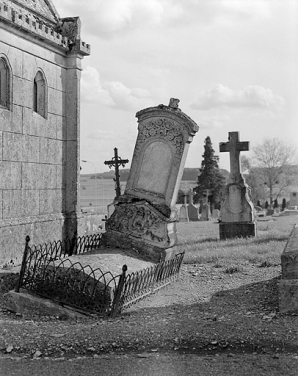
(0, 54, 12, 111)
(33, 69, 48, 118)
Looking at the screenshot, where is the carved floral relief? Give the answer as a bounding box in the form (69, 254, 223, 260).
(106, 203, 170, 246)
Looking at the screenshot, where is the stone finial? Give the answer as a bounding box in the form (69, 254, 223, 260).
(168, 98, 180, 109)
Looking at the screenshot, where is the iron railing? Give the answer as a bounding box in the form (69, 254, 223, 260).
(15, 236, 185, 317)
(20, 232, 103, 261)
(111, 252, 185, 316)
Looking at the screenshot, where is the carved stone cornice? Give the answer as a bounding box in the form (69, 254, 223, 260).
(0, 1, 90, 56)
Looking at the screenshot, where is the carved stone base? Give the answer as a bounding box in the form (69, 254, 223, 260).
(219, 222, 256, 240)
(279, 279, 298, 314)
(104, 230, 178, 263)
(105, 201, 178, 262)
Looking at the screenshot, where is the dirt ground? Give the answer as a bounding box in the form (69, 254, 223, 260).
(1, 218, 298, 375)
(1, 260, 298, 375)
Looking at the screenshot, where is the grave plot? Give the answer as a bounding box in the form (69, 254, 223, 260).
(12, 235, 185, 317)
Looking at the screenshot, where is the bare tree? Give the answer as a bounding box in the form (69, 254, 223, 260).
(240, 155, 266, 204)
(252, 138, 298, 205)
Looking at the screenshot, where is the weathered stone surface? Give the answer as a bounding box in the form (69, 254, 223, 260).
(212, 209, 220, 219)
(281, 225, 298, 279)
(200, 203, 211, 221)
(105, 100, 198, 261)
(187, 189, 199, 221)
(0, 161, 22, 189)
(219, 132, 256, 239)
(219, 222, 256, 240)
(106, 201, 176, 250)
(179, 205, 189, 222)
(3, 189, 39, 218)
(0, 1, 89, 268)
(279, 279, 298, 314)
(3, 289, 87, 319)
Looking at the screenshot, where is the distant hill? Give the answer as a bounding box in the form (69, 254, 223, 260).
(82, 167, 229, 182)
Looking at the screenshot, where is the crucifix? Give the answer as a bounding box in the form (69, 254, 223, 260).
(104, 148, 129, 198)
(219, 132, 249, 179)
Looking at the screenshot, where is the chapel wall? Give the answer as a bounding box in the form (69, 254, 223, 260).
(0, 24, 72, 267)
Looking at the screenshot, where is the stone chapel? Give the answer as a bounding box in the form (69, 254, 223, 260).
(0, 0, 90, 267)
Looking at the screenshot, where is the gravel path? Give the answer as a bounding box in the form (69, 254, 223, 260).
(1, 262, 298, 376)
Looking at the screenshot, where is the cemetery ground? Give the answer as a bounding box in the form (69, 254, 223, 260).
(1, 215, 298, 375)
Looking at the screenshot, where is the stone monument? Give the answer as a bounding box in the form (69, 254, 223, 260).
(187, 189, 199, 221)
(200, 190, 211, 221)
(219, 132, 256, 239)
(105, 99, 198, 261)
(179, 194, 189, 223)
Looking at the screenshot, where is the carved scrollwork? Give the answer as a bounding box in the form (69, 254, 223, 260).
(106, 203, 169, 245)
(137, 118, 184, 155)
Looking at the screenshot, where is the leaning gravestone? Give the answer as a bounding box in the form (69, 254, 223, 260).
(187, 189, 199, 221)
(105, 99, 198, 261)
(219, 132, 256, 239)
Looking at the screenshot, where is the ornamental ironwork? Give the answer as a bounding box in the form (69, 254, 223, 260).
(15, 236, 185, 317)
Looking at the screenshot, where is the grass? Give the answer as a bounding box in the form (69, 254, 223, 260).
(176, 215, 297, 269)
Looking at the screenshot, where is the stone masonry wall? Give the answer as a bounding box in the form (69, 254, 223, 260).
(0, 26, 72, 268)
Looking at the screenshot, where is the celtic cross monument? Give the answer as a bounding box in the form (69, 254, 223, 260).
(219, 131, 256, 239)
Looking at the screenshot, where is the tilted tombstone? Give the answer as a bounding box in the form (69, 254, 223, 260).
(219, 132, 256, 239)
(105, 99, 198, 261)
(187, 189, 199, 221)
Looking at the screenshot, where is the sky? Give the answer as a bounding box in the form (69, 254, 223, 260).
(54, 0, 298, 175)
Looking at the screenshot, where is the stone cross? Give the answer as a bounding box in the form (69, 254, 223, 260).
(104, 148, 129, 198)
(188, 188, 194, 205)
(219, 132, 249, 178)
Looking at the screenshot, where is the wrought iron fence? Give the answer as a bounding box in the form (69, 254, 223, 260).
(21, 232, 103, 261)
(15, 236, 185, 317)
(111, 252, 185, 316)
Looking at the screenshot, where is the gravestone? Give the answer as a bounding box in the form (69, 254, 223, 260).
(105, 99, 198, 261)
(187, 189, 199, 221)
(179, 194, 189, 222)
(267, 208, 274, 216)
(219, 132, 256, 239)
(199, 190, 211, 221)
(200, 203, 211, 221)
(212, 209, 220, 220)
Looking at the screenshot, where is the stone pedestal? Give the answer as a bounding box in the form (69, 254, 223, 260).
(279, 224, 298, 313)
(219, 222, 256, 240)
(200, 204, 211, 221)
(219, 132, 256, 239)
(212, 209, 220, 220)
(187, 204, 199, 221)
(179, 205, 189, 222)
(105, 99, 198, 261)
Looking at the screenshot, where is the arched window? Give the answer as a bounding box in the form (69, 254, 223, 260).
(33, 71, 47, 118)
(0, 57, 10, 109)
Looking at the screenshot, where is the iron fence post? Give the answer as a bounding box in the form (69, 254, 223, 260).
(110, 264, 127, 318)
(15, 235, 30, 293)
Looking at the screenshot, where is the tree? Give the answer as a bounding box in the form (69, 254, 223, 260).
(282, 198, 287, 211)
(176, 190, 187, 204)
(252, 138, 298, 205)
(241, 155, 266, 204)
(265, 201, 269, 209)
(194, 136, 226, 211)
